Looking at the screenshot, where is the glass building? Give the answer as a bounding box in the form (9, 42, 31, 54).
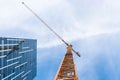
(0, 37, 37, 80)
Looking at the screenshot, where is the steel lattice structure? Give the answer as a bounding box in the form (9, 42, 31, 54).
(54, 45, 79, 80)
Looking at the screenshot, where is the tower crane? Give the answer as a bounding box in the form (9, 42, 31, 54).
(22, 2, 80, 80)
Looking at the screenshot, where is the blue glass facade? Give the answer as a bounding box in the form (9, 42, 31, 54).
(0, 37, 37, 80)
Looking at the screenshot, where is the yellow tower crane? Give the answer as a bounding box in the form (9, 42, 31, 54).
(22, 2, 80, 80)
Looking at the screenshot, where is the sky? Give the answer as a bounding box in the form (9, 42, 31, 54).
(0, 0, 120, 80)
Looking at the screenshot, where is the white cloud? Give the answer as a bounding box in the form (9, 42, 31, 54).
(0, 0, 120, 48)
(0, 0, 61, 29)
(1, 0, 120, 79)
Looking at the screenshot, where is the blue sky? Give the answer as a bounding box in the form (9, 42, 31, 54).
(0, 0, 120, 80)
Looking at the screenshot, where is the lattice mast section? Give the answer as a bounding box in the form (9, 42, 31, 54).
(54, 45, 79, 80)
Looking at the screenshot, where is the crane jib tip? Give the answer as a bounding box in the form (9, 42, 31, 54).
(22, 2, 24, 4)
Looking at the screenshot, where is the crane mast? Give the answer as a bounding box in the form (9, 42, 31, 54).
(54, 45, 79, 80)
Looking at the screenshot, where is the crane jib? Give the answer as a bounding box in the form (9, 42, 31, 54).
(22, 2, 81, 57)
